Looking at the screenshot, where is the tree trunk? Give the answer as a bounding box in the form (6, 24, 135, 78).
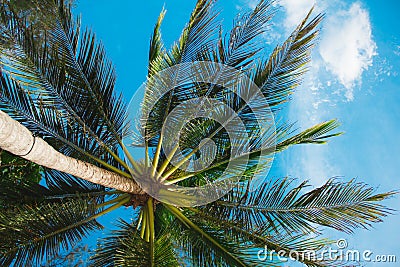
(0, 110, 143, 194)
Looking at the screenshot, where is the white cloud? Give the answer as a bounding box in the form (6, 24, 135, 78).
(272, 0, 378, 183)
(279, 0, 316, 30)
(278, 1, 377, 101)
(243, 0, 378, 184)
(246, 0, 259, 9)
(319, 2, 377, 100)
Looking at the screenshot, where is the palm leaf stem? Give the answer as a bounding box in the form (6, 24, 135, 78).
(147, 198, 155, 267)
(151, 132, 163, 177)
(140, 208, 147, 239)
(95, 193, 129, 209)
(155, 144, 179, 181)
(44, 190, 120, 200)
(121, 143, 142, 176)
(145, 141, 150, 168)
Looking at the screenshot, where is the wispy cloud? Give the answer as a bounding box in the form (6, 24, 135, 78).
(395, 45, 400, 56)
(371, 57, 398, 84)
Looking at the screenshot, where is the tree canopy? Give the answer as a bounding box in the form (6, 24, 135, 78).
(0, 0, 396, 266)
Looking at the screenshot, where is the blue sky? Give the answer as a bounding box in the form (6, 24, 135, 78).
(75, 0, 400, 265)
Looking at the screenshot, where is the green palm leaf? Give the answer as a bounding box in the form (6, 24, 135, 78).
(0, 198, 102, 267)
(164, 204, 253, 267)
(148, 8, 166, 77)
(209, 0, 275, 68)
(208, 178, 395, 235)
(251, 7, 323, 108)
(140, 0, 220, 147)
(0, 0, 128, 172)
(166, 120, 341, 185)
(91, 219, 179, 267)
(164, 203, 348, 267)
(137, 4, 333, 189)
(0, 1, 396, 266)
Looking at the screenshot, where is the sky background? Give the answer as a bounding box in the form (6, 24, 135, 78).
(74, 0, 400, 266)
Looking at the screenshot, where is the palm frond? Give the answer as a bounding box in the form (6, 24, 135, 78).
(164, 120, 341, 185)
(148, 8, 166, 77)
(207, 178, 396, 235)
(0, 198, 103, 267)
(137, 5, 329, 186)
(211, 0, 275, 68)
(0, 0, 128, 171)
(164, 203, 347, 267)
(138, 0, 220, 149)
(91, 219, 179, 267)
(0, 172, 49, 208)
(161, 7, 327, 183)
(251, 8, 323, 108)
(164, 203, 255, 267)
(186, 206, 346, 267)
(166, 0, 219, 65)
(43, 169, 104, 194)
(140, 0, 274, 144)
(51, 0, 128, 141)
(275, 119, 343, 149)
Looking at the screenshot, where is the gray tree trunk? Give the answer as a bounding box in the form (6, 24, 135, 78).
(0, 110, 143, 194)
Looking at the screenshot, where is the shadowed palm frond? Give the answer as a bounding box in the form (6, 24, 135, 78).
(91, 219, 179, 267)
(0, 0, 128, 172)
(43, 169, 105, 195)
(0, 198, 103, 267)
(0, 174, 49, 208)
(0, 175, 117, 212)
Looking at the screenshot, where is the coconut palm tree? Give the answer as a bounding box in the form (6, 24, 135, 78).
(0, 0, 395, 266)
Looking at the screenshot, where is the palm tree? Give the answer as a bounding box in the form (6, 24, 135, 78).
(0, 0, 395, 266)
